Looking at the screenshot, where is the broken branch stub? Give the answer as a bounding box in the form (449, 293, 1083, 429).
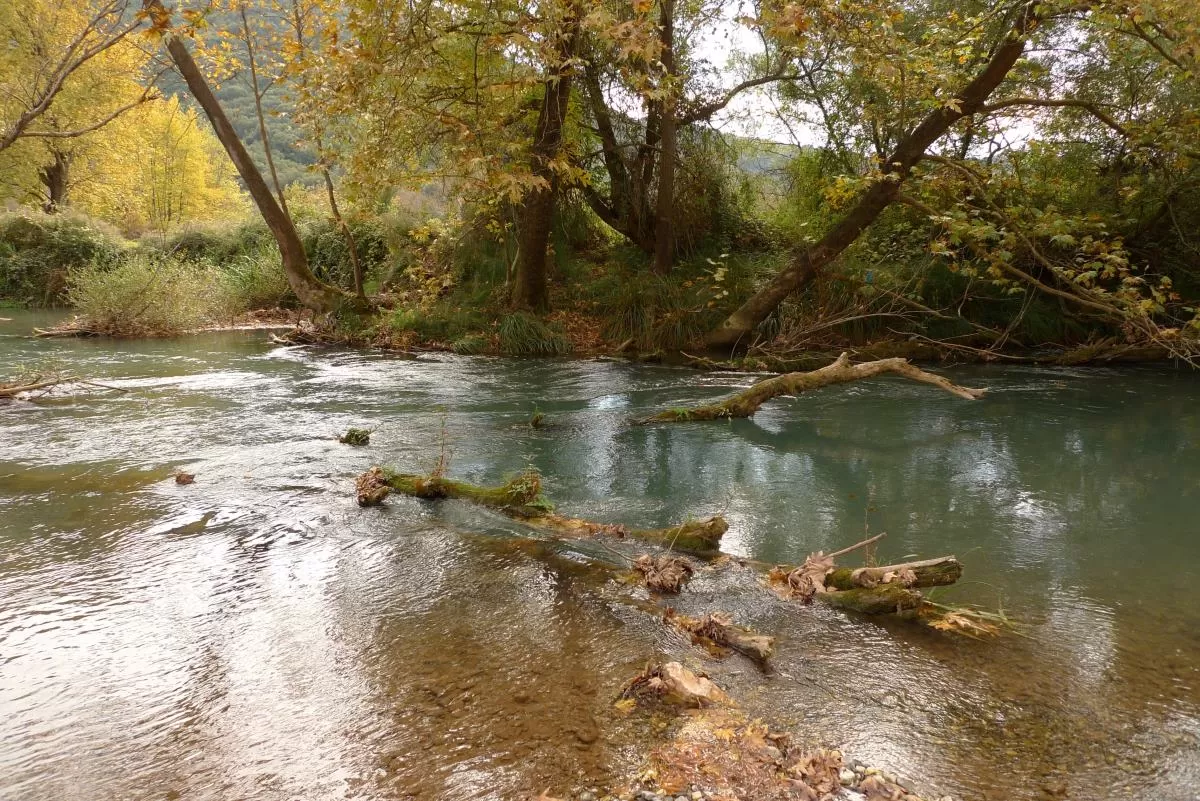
(641, 352, 985, 423)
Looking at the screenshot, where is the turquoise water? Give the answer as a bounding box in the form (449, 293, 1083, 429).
(1, 310, 1197, 800)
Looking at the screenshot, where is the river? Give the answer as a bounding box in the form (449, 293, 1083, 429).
(1, 310, 1197, 801)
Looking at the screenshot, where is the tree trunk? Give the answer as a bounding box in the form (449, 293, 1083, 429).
(511, 12, 580, 311)
(39, 149, 70, 212)
(323, 167, 364, 298)
(704, 2, 1041, 351)
(240, 3, 290, 218)
(144, 0, 344, 314)
(652, 0, 677, 275)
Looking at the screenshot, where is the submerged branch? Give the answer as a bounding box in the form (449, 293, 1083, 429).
(641, 352, 985, 422)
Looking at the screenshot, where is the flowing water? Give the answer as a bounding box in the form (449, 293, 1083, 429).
(1, 310, 1198, 801)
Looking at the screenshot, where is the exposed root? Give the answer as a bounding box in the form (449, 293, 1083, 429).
(633, 554, 694, 593)
(664, 609, 775, 663)
(619, 661, 730, 707)
(640, 352, 985, 423)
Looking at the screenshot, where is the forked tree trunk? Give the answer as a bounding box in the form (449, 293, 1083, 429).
(512, 11, 580, 311)
(39, 149, 70, 212)
(704, 1, 1041, 351)
(143, 0, 345, 314)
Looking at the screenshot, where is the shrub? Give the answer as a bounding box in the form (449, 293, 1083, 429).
(66, 254, 229, 336)
(497, 312, 572, 356)
(219, 249, 294, 312)
(0, 210, 123, 305)
(387, 305, 486, 342)
(159, 221, 271, 263)
(450, 333, 490, 354)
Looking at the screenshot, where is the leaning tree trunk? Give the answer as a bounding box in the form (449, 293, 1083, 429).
(511, 11, 580, 311)
(143, 0, 344, 314)
(652, 0, 677, 275)
(704, 1, 1042, 351)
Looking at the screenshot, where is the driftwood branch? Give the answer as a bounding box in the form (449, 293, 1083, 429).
(642, 352, 985, 422)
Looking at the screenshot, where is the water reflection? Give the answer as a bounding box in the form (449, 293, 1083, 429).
(1, 312, 1198, 800)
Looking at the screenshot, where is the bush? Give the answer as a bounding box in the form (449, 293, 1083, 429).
(0, 210, 123, 305)
(386, 305, 486, 342)
(218, 249, 294, 312)
(299, 216, 392, 291)
(497, 312, 572, 356)
(159, 221, 272, 263)
(67, 254, 231, 336)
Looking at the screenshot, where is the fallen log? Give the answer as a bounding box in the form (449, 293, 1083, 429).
(640, 351, 985, 423)
(818, 585, 926, 615)
(664, 609, 775, 663)
(824, 556, 962, 591)
(357, 467, 727, 553)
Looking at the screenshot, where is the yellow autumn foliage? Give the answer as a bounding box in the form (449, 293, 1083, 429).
(71, 96, 249, 234)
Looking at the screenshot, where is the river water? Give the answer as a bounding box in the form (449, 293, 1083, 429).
(1, 310, 1197, 801)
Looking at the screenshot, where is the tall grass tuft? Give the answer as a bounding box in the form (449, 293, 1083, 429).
(219, 249, 294, 312)
(66, 254, 230, 336)
(498, 312, 572, 356)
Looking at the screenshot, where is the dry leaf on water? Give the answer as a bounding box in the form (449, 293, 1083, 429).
(634, 553, 694, 593)
(769, 552, 835, 602)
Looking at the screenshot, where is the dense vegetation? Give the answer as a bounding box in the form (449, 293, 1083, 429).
(2, 0, 1199, 360)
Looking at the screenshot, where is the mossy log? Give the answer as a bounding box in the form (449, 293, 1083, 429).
(824, 556, 962, 591)
(817, 585, 926, 615)
(380, 468, 545, 507)
(361, 467, 726, 553)
(641, 352, 985, 423)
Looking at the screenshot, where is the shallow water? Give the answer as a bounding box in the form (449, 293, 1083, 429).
(1, 310, 1198, 800)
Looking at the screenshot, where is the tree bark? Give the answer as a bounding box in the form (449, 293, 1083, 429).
(511, 11, 580, 311)
(143, 0, 345, 314)
(641, 352, 985, 422)
(652, 0, 677, 275)
(39, 149, 70, 212)
(705, 1, 1042, 351)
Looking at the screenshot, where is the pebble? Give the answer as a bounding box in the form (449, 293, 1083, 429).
(762, 745, 783, 761)
(579, 793, 596, 801)
(839, 768, 856, 786)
